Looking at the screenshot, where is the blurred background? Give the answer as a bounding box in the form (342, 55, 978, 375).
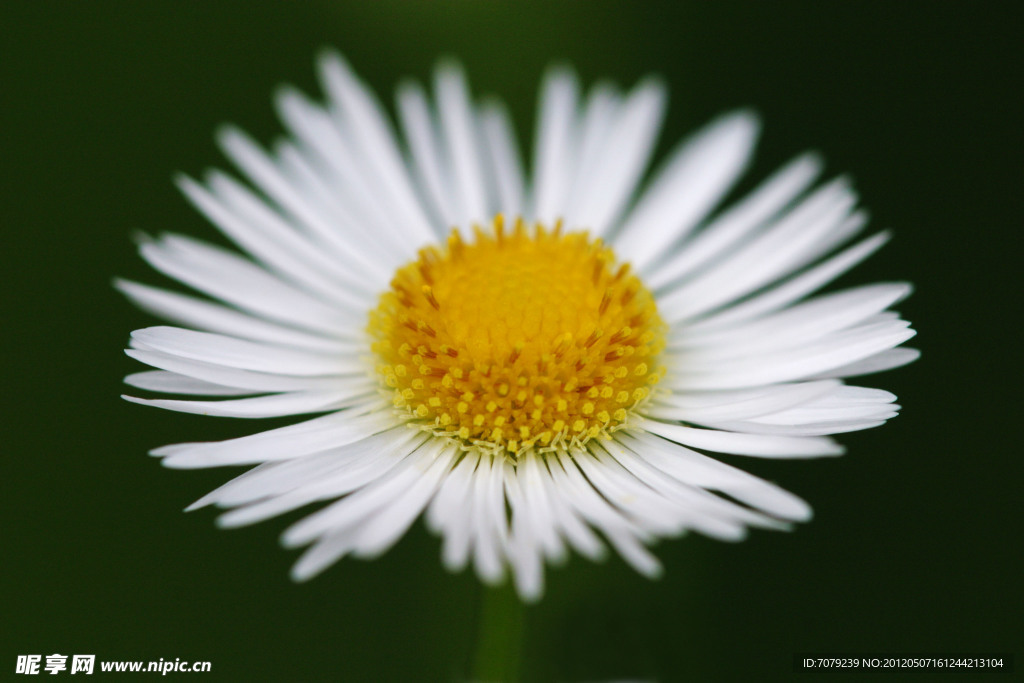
(3, 1, 1020, 680)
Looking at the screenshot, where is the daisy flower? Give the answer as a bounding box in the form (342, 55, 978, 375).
(119, 52, 918, 601)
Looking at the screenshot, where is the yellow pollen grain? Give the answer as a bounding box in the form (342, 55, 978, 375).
(367, 216, 666, 455)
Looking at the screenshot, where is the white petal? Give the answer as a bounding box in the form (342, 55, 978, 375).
(645, 153, 824, 290)
(125, 348, 360, 393)
(613, 111, 760, 272)
(657, 373, 903, 432)
(431, 454, 480, 572)
(123, 391, 356, 419)
(634, 416, 844, 458)
(595, 443, 749, 539)
(213, 159, 390, 290)
(565, 449, 670, 577)
(550, 450, 664, 577)
(701, 420, 889, 436)
(282, 437, 446, 549)
(288, 533, 355, 582)
(316, 51, 437, 244)
(217, 125, 407, 277)
(273, 87, 421, 264)
(671, 283, 913, 359)
(696, 383, 903, 436)
(687, 230, 891, 333)
(813, 385, 897, 405)
(645, 380, 842, 423)
(434, 62, 490, 225)
(349, 442, 457, 558)
(748, 402, 897, 426)
(178, 172, 378, 306)
(129, 326, 366, 377)
(466, 456, 503, 583)
(562, 83, 620, 226)
(472, 454, 512, 584)
(156, 405, 395, 468)
(192, 426, 420, 511)
(123, 371, 253, 396)
(531, 456, 606, 561)
(272, 137, 406, 270)
(550, 451, 651, 540)
(396, 81, 458, 229)
(530, 66, 580, 224)
(518, 452, 568, 563)
(116, 279, 341, 353)
(570, 444, 683, 536)
(479, 101, 526, 219)
(599, 439, 773, 538)
(656, 178, 859, 323)
(601, 529, 663, 579)
(666, 319, 916, 389)
(620, 430, 812, 522)
(503, 460, 546, 601)
(809, 347, 921, 378)
(425, 452, 477, 533)
(551, 450, 665, 579)
(576, 78, 665, 234)
(138, 234, 357, 336)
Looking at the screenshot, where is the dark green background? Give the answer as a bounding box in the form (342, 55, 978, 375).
(4, 2, 1020, 680)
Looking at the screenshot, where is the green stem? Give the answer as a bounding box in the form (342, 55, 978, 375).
(471, 582, 526, 682)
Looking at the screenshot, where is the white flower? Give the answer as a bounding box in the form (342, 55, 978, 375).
(120, 52, 917, 601)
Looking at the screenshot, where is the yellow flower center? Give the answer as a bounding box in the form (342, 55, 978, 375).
(368, 216, 665, 456)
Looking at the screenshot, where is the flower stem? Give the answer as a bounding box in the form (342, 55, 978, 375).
(471, 582, 526, 682)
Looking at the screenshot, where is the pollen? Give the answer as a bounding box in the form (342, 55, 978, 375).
(368, 216, 666, 457)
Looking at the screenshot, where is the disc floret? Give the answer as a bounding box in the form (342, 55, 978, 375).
(369, 216, 666, 457)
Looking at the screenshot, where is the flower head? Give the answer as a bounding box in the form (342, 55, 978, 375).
(120, 52, 917, 600)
